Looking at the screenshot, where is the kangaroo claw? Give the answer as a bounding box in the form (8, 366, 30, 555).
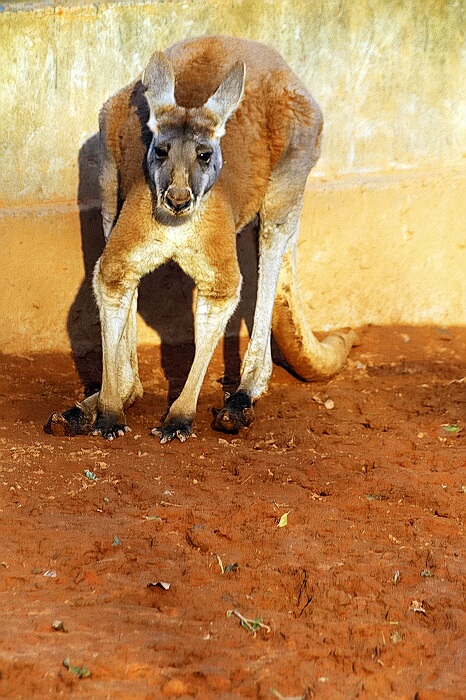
(44, 403, 96, 437)
(151, 417, 193, 444)
(213, 390, 254, 433)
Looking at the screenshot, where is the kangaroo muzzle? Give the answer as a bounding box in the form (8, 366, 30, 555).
(163, 186, 193, 215)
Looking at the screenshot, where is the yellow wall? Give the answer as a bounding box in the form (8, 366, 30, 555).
(1, 0, 465, 352)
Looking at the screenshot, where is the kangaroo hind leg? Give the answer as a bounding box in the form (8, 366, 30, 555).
(152, 288, 240, 443)
(213, 202, 302, 433)
(213, 77, 318, 433)
(214, 168, 356, 433)
(44, 286, 142, 438)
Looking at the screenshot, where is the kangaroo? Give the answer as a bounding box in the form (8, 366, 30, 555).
(45, 35, 357, 443)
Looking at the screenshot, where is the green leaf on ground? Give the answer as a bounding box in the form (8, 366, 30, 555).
(62, 659, 91, 678)
(277, 511, 290, 528)
(442, 424, 460, 433)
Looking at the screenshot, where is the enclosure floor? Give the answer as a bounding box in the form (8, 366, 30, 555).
(0, 326, 464, 699)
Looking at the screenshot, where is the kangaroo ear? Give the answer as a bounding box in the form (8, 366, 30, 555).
(204, 61, 246, 137)
(142, 51, 176, 132)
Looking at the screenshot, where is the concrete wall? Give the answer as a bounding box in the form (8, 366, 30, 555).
(1, 0, 465, 353)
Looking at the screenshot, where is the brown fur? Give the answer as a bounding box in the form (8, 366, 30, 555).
(45, 36, 356, 442)
(104, 38, 319, 232)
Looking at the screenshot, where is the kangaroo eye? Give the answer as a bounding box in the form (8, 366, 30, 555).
(154, 146, 169, 159)
(197, 151, 212, 163)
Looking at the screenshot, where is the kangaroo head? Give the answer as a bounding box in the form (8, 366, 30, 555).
(142, 52, 245, 219)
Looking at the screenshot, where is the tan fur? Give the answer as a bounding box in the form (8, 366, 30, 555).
(46, 36, 356, 442)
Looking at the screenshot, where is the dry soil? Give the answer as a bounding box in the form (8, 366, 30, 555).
(0, 326, 465, 699)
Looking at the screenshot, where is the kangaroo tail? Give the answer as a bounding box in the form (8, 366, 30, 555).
(272, 242, 358, 380)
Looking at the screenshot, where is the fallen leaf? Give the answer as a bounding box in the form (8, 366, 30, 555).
(43, 569, 57, 578)
(83, 469, 98, 481)
(442, 424, 460, 434)
(420, 569, 433, 578)
(409, 599, 427, 615)
(227, 609, 271, 636)
(147, 581, 171, 590)
(62, 659, 91, 678)
(224, 562, 239, 574)
(277, 511, 290, 528)
(448, 377, 465, 384)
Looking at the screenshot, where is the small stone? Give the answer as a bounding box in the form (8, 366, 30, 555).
(52, 620, 67, 632)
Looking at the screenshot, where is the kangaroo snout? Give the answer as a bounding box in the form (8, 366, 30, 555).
(164, 186, 193, 214)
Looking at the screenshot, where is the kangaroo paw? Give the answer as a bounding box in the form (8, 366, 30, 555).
(44, 402, 96, 437)
(151, 417, 194, 444)
(92, 411, 131, 441)
(213, 390, 254, 434)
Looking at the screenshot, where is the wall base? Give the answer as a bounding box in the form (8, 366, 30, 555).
(1, 168, 464, 354)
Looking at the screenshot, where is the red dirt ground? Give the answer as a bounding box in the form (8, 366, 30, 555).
(0, 326, 464, 700)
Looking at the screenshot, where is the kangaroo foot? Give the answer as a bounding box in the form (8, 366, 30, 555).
(44, 402, 96, 437)
(213, 390, 254, 433)
(152, 416, 194, 444)
(92, 411, 131, 441)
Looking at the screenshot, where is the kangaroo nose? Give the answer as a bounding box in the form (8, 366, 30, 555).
(165, 187, 192, 213)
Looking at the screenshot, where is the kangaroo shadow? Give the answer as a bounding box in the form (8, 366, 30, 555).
(68, 133, 261, 409)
